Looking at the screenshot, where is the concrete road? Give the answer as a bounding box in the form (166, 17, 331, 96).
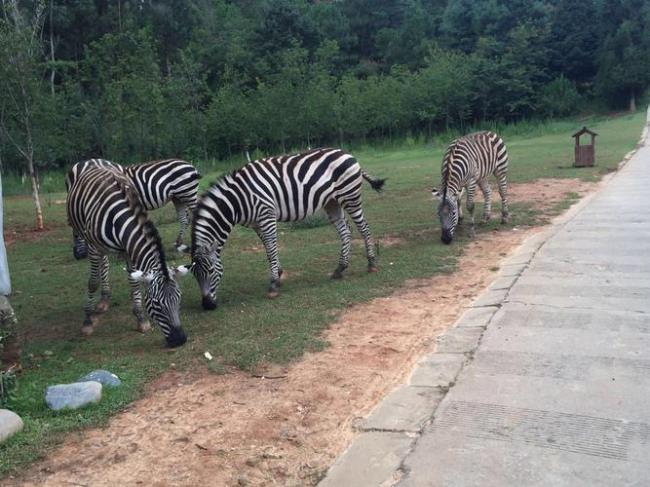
(320, 113, 650, 487)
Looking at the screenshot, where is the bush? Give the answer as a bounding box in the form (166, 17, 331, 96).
(538, 76, 581, 117)
(0, 330, 17, 407)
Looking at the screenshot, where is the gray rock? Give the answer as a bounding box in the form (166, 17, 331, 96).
(0, 409, 23, 443)
(45, 381, 102, 411)
(79, 369, 121, 387)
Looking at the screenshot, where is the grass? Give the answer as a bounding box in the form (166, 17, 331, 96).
(0, 109, 645, 475)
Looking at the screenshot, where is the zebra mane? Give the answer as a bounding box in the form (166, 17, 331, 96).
(107, 170, 171, 280)
(209, 171, 238, 188)
(441, 140, 456, 203)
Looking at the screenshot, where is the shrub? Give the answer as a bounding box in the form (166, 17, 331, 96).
(538, 76, 581, 117)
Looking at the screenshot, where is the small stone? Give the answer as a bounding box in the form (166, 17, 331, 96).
(45, 382, 102, 411)
(0, 409, 24, 443)
(79, 369, 121, 387)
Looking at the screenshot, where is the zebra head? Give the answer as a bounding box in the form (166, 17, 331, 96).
(190, 246, 223, 310)
(432, 188, 459, 244)
(130, 266, 189, 347)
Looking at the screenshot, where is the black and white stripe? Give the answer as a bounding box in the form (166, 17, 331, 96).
(432, 131, 509, 243)
(191, 148, 385, 309)
(66, 158, 202, 259)
(66, 166, 189, 347)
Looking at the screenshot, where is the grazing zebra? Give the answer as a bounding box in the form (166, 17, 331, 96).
(66, 166, 189, 347)
(431, 131, 509, 244)
(66, 158, 202, 259)
(191, 148, 385, 310)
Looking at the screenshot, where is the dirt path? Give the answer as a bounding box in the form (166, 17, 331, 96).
(8, 179, 594, 487)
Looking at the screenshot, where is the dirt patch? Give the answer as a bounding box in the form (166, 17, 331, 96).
(508, 178, 594, 214)
(9, 178, 595, 487)
(3, 226, 55, 248)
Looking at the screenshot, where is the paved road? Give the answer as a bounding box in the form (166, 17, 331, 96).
(320, 112, 650, 487)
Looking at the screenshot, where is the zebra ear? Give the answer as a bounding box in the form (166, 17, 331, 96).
(130, 270, 145, 282)
(172, 265, 190, 277)
(130, 270, 155, 283)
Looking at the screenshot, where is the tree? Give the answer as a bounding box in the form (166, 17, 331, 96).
(538, 76, 581, 117)
(81, 28, 165, 161)
(596, 15, 650, 111)
(548, 0, 600, 85)
(0, 0, 47, 230)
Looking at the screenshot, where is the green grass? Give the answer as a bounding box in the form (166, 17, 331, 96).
(0, 110, 645, 475)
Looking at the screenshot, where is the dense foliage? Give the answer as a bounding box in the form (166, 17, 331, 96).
(0, 0, 649, 174)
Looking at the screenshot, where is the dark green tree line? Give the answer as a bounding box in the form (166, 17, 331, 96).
(0, 0, 648, 189)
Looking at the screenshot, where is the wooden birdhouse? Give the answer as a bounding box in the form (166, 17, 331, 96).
(572, 126, 598, 167)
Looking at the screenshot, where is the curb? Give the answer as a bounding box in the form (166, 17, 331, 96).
(318, 107, 650, 487)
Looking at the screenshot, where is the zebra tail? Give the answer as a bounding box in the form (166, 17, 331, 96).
(361, 171, 386, 193)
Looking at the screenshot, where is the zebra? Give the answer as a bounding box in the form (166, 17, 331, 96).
(431, 131, 509, 244)
(66, 158, 202, 259)
(190, 148, 385, 310)
(66, 165, 190, 347)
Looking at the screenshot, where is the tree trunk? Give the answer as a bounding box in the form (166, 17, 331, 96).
(629, 90, 636, 113)
(49, 0, 55, 95)
(27, 158, 43, 230)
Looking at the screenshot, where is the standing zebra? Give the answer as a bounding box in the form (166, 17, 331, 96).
(191, 148, 385, 310)
(66, 158, 202, 259)
(432, 131, 509, 244)
(66, 165, 189, 347)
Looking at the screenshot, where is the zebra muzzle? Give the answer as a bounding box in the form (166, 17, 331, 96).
(166, 327, 187, 347)
(202, 295, 218, 310)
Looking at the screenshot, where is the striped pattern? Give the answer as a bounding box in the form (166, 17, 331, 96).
(66, 158, 201, 259)
(191, 148, 385, 309)
(66, 166, 187, 347)
(432, 131, 509, 243)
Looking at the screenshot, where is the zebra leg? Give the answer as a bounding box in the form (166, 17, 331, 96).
(127, 265, 151, 333)
(325, 200, 352, 278)
(254, 226, 284, 284)
(173, 200, 190, 253)
(457, 187, 465, 223)
(81, 250, 102, 335)
(345, 202, 378, 273)
(496, 169, 510, 224)
(466, 181, 477, 238)
(96, 255, 111, 313)
(256, 216, 283, 298)
(478, 179, 493, 223)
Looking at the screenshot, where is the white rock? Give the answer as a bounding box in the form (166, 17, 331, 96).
(0, 409, 24, 443)
(45, 381, 102, 411)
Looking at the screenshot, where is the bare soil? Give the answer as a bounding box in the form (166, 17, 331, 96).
(9, 178, 594, 487)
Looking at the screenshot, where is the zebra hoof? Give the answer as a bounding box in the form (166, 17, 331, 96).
(95, 300, 110, 314)
(80, 325, 94, 336)
(267, 290, 280, 299)
(368, 266, 379, 273)
(331, 269, 344, 279)
(137, 321, 152, 333)
(501, 215, 510, 224)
